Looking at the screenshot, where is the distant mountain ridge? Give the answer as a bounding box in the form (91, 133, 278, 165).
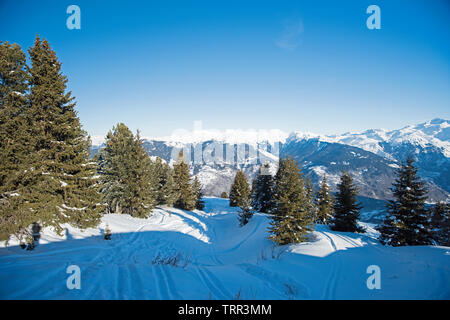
(90, 119, 450, 205)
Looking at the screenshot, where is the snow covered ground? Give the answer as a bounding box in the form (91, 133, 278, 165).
(0, 198, 449, 300)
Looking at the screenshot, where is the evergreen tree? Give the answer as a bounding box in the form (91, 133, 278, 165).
(251, 163, 275, 213)
(192, 176, 205, 210)
(378, 158, 433, 246)
(100, 123, 156, 217)
(305, 176, 318, 221)
(315, 175, 334, 224)
(153, 157, 178, 206)
(220, 192, 228, 199)
(229, 170, 250, 207)
(1, 36, 102, 243)
(238, 196, 253, 226)
(330, 171, 363, 233)
(0, 41, 35, 242)
(268, 158, 314, 245)
(173, 151, 196, 210)
(431, 202, 450, 246)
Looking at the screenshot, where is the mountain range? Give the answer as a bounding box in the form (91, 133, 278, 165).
(91, 119, 449, 217)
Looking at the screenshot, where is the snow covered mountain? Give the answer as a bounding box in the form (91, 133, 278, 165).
(90, 119, 450, 206)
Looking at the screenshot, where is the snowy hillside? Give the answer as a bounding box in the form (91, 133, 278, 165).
(1, 198, 449, 300)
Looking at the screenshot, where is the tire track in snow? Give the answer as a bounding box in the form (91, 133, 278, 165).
(160, 265, 182, 299)
(153, 265, 171, 299)
(196, 267, 230, 300)
(318, 231, 341, 299)
(240, 264, 309, 299)
(220, 218, 263, 254)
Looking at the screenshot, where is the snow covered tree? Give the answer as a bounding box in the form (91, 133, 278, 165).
(330, 171, 363, 233)
(192, 176, 205, 210)
(1, 36, 103, 242)
(173, 151, 196, 210)
(238, 196, 253, 226)
(229, 170, 250, 207)
(251, 163, 275, 213)
(268, 157, 314, 245)
(305, 176, 318, 222)
(100, 123, 156, 217)
(431, 202, 450, 246)
(0, 41, 35, 242)
(153, 157, 178, 206)
(378, 158, 433, 246)
(315, 175, 334, 224)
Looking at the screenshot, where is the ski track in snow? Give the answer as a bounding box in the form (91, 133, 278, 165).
(0, 198, 449, 300)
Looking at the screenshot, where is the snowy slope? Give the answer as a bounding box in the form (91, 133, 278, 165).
(1, 198, 449, 300)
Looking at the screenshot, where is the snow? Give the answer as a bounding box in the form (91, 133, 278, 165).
(2, 198, 447, 299)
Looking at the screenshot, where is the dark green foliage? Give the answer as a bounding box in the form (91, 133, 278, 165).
(431, 202, 450, 246)
(100, 123, 156, 218)
(220, 192, 228, 199)
(238, 197, 253, 226)
(229, 170, 250, 207)
(0, 41, 34, 241)
(330, 171, 363, 233)
(378, 158, 433, 246)
(192, 176, 205, 210)
(315, 175, 334, 224)
(153, 157, 178, 206)
(268, 158, 314, 245)
(0, 37, 102, 242)
(305, 176, 318, 222)
(173, 151, 196, 210)
(251, 163, 275, 213)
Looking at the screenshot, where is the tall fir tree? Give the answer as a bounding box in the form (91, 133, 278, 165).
(229, 170, 250, 207)
(378, 158, 433, 246)
(251, 163, 275, 213)
(0, 41, 35, 242)
(2, 36, 103, 244)
(173, 151, 196, 210)
(330, 171, 363, 233)
(268, 158, 314, 245)
(192, 176, 205, 210)
(315, 175, 334, 224)
(153, 157, 178, 206)
(100, 123, 156, 217)
(305, 176, 318, 222)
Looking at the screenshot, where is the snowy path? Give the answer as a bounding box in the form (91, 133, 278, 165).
(0, 198, 449, 299)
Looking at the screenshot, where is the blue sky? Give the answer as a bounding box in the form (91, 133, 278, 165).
(1, 0, 449, 137)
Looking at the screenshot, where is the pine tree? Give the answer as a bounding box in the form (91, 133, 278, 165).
(153, 157, 178, 206)
(330, 171, 363, 233)
(100, 123, 156, 217)
(305, 176, 318, 221)
(192, 176, 205, 210)
(315, 175, 334, 224)
(220, 192, 228, 199)
(378, 158, 433, 246)
(251, 163, 275, 213)
(0, 41, 35, 242)
(268, 158, 314, 245)
(0, 36, 102, 242)
(229, 170, 250, 207)
(173, 151, 196, 210)
(431, 202, 450, 246)
(238, 196, 253, 226)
